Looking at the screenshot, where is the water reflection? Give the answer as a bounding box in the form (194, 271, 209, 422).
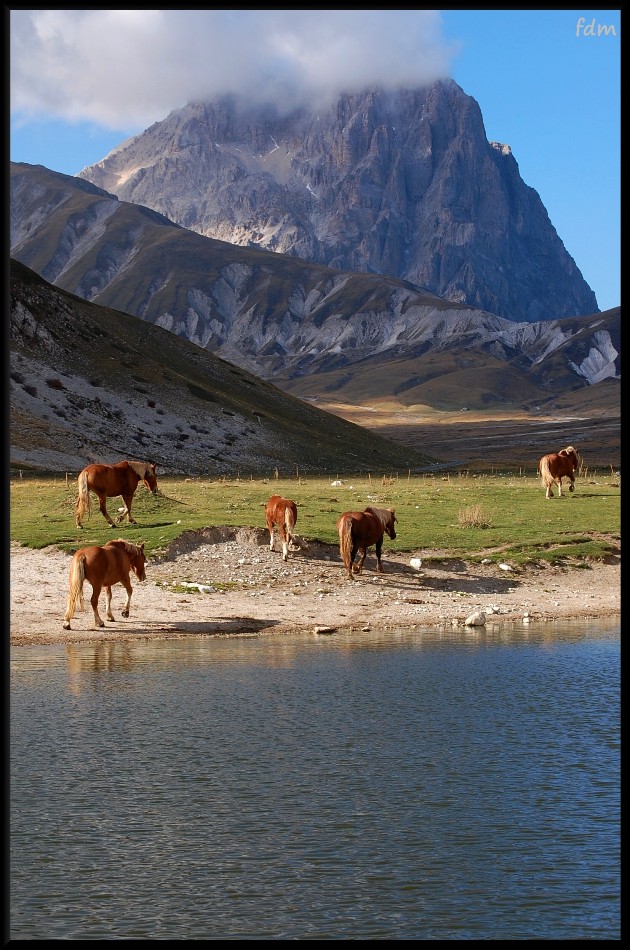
(10, 617, 619, 682)
(11, 620, 620, 939)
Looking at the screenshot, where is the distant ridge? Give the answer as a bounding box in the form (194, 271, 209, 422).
(10, 162, 619, 422)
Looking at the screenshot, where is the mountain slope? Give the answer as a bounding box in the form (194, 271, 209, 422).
(76, 81, 599, 323)
(10, 259, 436, 476)
(10, 162, 619, 419)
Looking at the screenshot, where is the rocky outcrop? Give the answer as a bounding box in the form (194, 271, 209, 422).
(77, 80, 599, 323)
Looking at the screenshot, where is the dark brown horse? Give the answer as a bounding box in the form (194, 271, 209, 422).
(538, 446, 580, 498)
(63, 538, 147, 630)
(263, 495, 299, 561)
(75, 460, 158, 528)
(336, 506, 397, 580)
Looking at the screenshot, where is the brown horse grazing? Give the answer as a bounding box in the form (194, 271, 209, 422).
(538, 446, 580, 498)
(336, 506, 397, 580)
(263, 495, 298, 561)
(63, 539, 147, 630)
(75, 460, 158, 528)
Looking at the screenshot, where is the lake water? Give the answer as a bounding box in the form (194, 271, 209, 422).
(10, 620, 620, 940)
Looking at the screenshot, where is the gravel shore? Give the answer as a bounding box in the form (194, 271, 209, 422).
(10, 528, 621, 646)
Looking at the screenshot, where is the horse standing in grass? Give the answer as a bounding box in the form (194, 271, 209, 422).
(63, 539, 147, 630)
(75, 460, 158, 528)
(336, 506, 397, 580)
(263, 495, 298, 561)
(538, 446, 580, 499)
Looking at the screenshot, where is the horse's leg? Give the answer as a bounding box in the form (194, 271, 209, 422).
(90, 583, 105, 627)
(280, 526, 289, 562)
(120, 576, 133, 618)
(267, 518, 275, 551)
(97, 491, 117, 527)
(569, 474, 575, 493)
(104, 586, 115, 622)
(546, 485, 553, 499)
(375, 538, 384, 573)
(119, 493, 136, 524)
(347, 541, 357, 576)
(355, 546, 367, 575)
(557, 478, 564, 497)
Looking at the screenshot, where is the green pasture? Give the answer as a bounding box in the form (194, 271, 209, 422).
(10, 471, 620, 568)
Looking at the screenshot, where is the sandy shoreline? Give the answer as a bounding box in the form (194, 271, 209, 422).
(10, 529, 621, 647)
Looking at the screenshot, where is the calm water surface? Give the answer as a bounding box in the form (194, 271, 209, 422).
(11, 621, 620, 939)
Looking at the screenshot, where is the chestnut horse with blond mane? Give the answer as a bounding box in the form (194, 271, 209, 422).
(336, 506, 397, 580)
(263, 495, 298, 561)
(63, 538, 147, 630)
(75, 460, 158, 528)
(538, 446, 580, 499)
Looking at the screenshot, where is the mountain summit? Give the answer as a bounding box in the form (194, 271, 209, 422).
(78, 80, 598, 324)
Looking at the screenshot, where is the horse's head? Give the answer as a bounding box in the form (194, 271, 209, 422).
(564, 446, 580, 471)
(144, 463, 158, 494)
(386, 509, 397, 540)
(130, 542, 147, 581)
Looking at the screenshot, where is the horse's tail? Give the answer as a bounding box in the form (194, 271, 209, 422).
(285, 505, 296, 543)
(75, 471, 91, 526)
(64, 553, 86, 622)
(338, 514, 353, 573)
(539, 455, 553, 489)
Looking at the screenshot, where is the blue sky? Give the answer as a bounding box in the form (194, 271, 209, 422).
(9, 9, 620, 312)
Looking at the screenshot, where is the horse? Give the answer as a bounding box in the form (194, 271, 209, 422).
(336, 506, 397, 580)
(538, 446, 580, 499)
(63, 539, 147, 630)
(263, 495, 298, 561)
(75, 460, 158, 528)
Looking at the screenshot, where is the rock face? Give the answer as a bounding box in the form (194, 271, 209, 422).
(78, 80, 598, 323)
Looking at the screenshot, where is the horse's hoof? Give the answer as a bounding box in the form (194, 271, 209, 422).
(63, 621, 71, 629)
(97, 621, 105, 628)
(569, 485, 575, 492)
(122, 611, 129, 618)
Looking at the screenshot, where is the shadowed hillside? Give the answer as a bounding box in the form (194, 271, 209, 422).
(9, 259, 437, 476)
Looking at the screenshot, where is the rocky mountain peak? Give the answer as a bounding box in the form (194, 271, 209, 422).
(77, 79, 598, 324)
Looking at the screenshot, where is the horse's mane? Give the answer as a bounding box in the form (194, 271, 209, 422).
(108, 538, 145, 558)
(364, 506, 395, 528)
(128, 460, 152, 478)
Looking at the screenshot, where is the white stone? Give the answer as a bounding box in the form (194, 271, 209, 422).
(464, 610, 486, 627)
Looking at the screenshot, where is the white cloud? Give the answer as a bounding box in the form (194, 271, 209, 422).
(10, 9, 457, 130)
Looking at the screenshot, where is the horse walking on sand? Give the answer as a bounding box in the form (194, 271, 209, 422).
(75, 460, 158, 528)
(263, 495, 299, 561)
(63, 539, 147, 630)
(538, 446, 580, 499)
(336, 506, 397, 580)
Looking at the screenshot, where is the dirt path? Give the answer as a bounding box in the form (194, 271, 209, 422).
(10, 528, 621, 646)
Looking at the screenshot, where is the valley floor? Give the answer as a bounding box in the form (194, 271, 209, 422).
(313, 403, 621, 473)
(10, 531, 620, 646)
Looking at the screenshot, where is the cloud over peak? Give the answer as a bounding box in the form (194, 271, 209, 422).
(11, 10, 457, 130)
